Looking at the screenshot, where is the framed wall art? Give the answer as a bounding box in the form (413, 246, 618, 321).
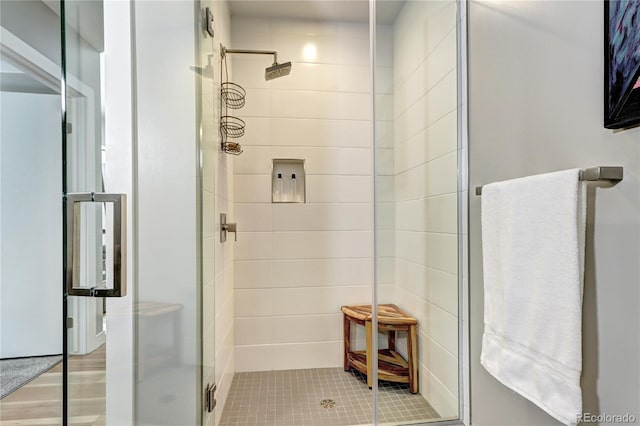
(605, 0, 640, 129)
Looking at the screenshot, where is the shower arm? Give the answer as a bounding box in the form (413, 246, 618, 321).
(220, 44, 278, 65)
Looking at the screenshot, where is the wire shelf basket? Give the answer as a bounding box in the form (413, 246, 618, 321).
(221, 82, 246, 109)
(220, 115, 245, 139)
(221, 141, 243, 155)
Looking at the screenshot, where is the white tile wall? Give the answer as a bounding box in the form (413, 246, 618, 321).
(390, 0, 459, 418)
(225, 5, 459, 417)
(235, 258, 373, 288)
(235, 147, 371, 175)
(235, 203, 373, 232)
(235, 286, 371, 317)
(272, 91, 370, 120)
(235, 342, 343, 372)
(231, 16, 373, 372)
(306, 175, 373, 203)
(240, 117, 371, 148)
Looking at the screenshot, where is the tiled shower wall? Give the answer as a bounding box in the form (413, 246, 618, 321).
(230, 16, 382, 371)
(391, 1, 459, 418)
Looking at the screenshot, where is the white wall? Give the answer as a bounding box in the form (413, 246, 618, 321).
(469, 1, 640, 424)
(230, 16, 374, 371)
(0, 92, 62, 359)
(390, 0, 459, 417)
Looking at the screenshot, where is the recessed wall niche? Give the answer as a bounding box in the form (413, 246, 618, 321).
(272, 159, 305, 203)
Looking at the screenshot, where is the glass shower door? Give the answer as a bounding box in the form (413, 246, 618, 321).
(62, 0, 132, 424)
(1, 1, 132, 424)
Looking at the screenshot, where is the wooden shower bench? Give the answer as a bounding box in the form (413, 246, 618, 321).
(341, 303, 418, 393)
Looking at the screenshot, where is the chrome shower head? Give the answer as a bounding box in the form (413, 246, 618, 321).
(265, 61, 292, 81)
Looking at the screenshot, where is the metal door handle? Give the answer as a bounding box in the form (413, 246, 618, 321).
(65, 192, 127, 297)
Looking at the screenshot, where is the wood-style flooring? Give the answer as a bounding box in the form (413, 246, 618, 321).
(0, 345, 106, 426)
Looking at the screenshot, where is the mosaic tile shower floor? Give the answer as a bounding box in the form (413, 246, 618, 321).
(219, 367, 440, 426)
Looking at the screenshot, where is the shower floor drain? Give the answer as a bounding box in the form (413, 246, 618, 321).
(320, 399, 336, 409)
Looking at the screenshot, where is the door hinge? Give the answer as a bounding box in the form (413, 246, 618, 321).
(66, 123, 73, 134)
(204, 7, 214, 38)
(204, 383, 217, 413)
(66, 317, 74, 328)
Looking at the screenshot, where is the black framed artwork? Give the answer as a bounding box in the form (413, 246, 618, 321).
(604, 0, 640, 129)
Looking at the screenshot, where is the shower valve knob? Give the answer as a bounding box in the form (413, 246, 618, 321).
(224, 222, 237, 241)
(220, 213, 237, 242)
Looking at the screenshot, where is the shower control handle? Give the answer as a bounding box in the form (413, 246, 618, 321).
(220, 213, 237, 242)
(225, 223, 237, 241)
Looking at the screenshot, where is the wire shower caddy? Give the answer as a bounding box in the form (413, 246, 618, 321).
(220, 53, 245, 155)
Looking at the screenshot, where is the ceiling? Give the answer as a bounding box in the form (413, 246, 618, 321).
(228, 0, 405, 25)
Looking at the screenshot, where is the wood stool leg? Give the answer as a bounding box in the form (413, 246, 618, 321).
(343, 314, 351, 371)
(388, 330, 396, 352)
(366, 320, 373, 389)
(408, 324, 418, 394)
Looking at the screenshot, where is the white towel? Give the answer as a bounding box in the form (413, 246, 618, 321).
(480, 169, 586, 426)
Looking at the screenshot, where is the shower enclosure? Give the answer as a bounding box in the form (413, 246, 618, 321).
(0, 0, 467, 424)
(209, 0, 467, 425)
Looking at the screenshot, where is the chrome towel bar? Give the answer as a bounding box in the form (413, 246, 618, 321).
(474, 166, 624, 196)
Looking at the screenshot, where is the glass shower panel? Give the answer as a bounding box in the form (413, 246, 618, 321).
(132, 2, 202, 425)
(196, 1, 217, 424)
(374, 0, 461, 423)
(1, 1, 135, 423)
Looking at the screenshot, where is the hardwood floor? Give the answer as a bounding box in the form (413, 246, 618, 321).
(0, 345, 106, 426)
